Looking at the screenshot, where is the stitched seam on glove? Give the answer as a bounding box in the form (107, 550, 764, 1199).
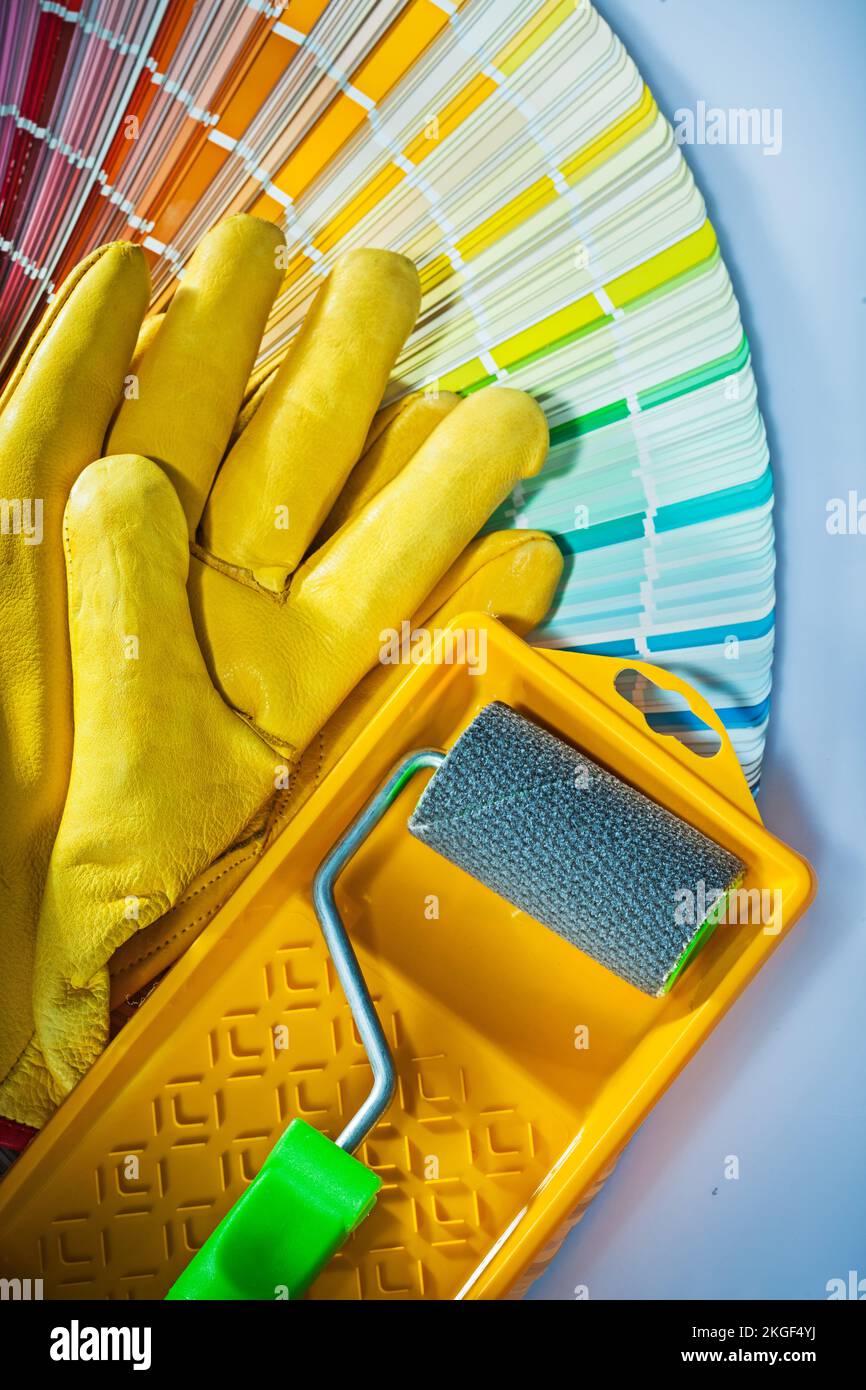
(260, 737, 314, 850)
(190, 541, 290, 603)
(111, 898, 233, 977)
(109, 843, 262, 979)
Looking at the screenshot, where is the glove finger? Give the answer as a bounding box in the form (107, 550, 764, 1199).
(316, 389, 459, 545)
(221, 296, 440, 530)
(187, 387, 548, 755)
(411, 528, 563, 632)
(107, 215, 285, 536)
(32, 455, 278, 1111)
(199, 248, 420, 592)
(0, 241, 148, 496)
(102, 312, 165, 444)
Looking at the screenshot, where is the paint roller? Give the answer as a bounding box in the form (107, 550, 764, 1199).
(168, 702, 744, 1300)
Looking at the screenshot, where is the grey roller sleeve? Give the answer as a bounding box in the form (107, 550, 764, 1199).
(408, 702, 744, 995)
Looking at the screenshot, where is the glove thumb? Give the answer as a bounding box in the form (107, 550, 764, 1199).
(30, 456, 278, 1116)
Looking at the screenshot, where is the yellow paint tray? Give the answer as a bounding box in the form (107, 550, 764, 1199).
(0, 615, 815, 1299)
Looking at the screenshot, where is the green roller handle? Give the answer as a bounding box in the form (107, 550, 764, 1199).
(166, 1120, 381, 1300)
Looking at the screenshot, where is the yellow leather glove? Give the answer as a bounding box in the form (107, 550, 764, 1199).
(0, 216, 562, 1128)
